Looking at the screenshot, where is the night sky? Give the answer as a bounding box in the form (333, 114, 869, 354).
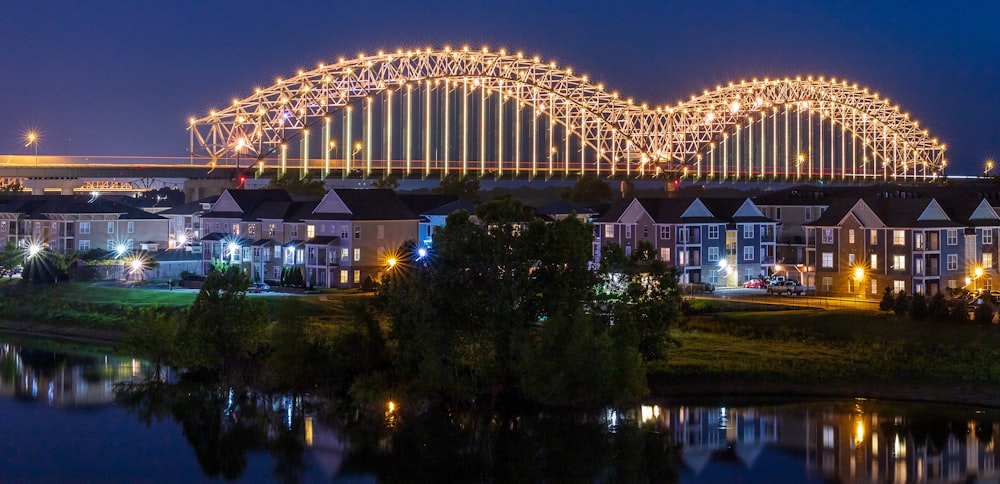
(2, 0, 997, 175)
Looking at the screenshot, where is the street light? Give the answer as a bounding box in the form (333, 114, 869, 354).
(986, 159, 995, 178)
(25, 132, 39, 166)
(351, 141, 362, 172)
(853, 265, 865, 298)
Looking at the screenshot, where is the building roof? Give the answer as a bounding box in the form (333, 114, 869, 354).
(159, 196, 219, 216)
(397, 193, 460, 215)
(535, 200, 597, 217)
(305, 236, 340, 245)
(422, 199, 477, 216)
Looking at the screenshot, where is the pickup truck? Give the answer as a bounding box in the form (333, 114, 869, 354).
(766, 280, 806, 296)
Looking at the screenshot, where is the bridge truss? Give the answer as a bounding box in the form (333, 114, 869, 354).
(189, 47, 947, 181)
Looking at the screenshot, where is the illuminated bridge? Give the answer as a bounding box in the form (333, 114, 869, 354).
(189, 46, 947, 183)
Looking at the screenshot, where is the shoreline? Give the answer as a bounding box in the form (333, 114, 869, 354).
(5, 320, 1000, 409)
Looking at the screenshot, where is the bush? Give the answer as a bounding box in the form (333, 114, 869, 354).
(949, 300, 970, 323)
(909, 294, 928, 321)
(892, 290, 908, 316)
(928, 293, 950, 321)
(879, 287, 895, 312)
(974, 299, 995, 325)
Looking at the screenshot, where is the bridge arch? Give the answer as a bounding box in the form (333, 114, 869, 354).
(190, 48, 946, 181)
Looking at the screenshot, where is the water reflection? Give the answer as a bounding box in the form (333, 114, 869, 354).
(5, 336, 1000, 483)
(0, 340, 152, 405)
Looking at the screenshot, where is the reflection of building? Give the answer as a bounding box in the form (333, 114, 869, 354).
(624, 402, 1000, 483)
(0, 342, 152, 406)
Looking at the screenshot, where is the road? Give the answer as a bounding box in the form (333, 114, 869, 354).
(700, 287, 881, 311)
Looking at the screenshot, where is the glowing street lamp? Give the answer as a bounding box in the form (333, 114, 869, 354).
(24, 131, 39, 166)
(114, 243, 128, 258)
(853, 266, 866, 298)
(986, 159, 995, 178)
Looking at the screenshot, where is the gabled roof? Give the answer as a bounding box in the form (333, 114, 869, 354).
(309, 189, 418, 221)
(0, 194, 164, 220)
(305, 236, 340, 245)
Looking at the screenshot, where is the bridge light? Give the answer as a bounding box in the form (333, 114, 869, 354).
(189, 117, 196, 125)
(462, 45, 469, 52)
(499, 48, 506, 55)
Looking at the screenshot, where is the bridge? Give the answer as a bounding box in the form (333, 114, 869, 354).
(188, 46, 947, 182)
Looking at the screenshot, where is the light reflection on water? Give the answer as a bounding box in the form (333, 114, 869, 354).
(3, 336, 1000, 483)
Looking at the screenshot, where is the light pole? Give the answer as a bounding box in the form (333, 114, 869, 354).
(853, 266, 865, 299)
(351, 141, 362, 173)
(986, 159, 995, 178)
(25, 132, 38, 166)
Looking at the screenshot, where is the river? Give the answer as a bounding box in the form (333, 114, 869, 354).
(1, 335, 998, 483)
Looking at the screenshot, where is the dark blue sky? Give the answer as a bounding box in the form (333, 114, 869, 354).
(2, 0, 997, 175)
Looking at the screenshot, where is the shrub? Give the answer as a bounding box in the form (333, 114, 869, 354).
(892, 290, 908, 316)
(974, 299, 995, 325)
(909, 293, 928, 321)
(879, 287, 895, 312)
(927, 293, 950, 321)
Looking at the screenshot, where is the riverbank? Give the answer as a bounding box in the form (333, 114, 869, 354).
(6, 281, 1000, 407)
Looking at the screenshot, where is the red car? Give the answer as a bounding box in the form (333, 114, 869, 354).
(743, 278, 767, 288)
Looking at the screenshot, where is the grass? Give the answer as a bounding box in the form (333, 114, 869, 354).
(653, 306, 1000, 403)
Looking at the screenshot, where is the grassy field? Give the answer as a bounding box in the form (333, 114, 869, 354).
(654, 306, 1000, 404)
(0, 281, 365, 333)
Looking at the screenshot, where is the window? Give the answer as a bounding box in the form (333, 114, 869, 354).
(821, 229, 834, 244)
(354, 226, 361, 239)
(708, 225, 719, 239)
(378, 225, 385, 240)
(707, 269, 719, 284)
(78, 240, 90, 251)
(870, 230, 878, 245)
(79, 222, 90, 234)
(774, 207, 782, 220)
(354, 248, 361, 261)
(743, 225, 753, 239)
(848, 253, 855, 266)
(306, 225, 315, 239)
(268, 224, 276, 237)
(823, 426, 834, 449)
(870, 254, 878, 270)
(985, 230, 994, 245)
(604, 224, 614, 238)
(947, 229, 958, 246)
(127, 222, 134, 234)
(984, 253, 994, 269)
(274, 247, 281, 259)
(247, 224, 256, 237)
(893, 230, 905, 245)
(0, 221, 5, 232)
(341, 248, 348, 261)
(848, 229, 855, 244)
(805, 207, 812, 221)
(625, 245, 632, 257)
(340, 270, 348, 284)
(659, 226, 670, 239)
(108, 222, 115, 234)
(678, 250, 688, 266)
(893, 280, 905, 293)
(822, 252, 833, 268)
(660, 247, 671, 262)
(625, 225, 632, 239)
(947, 254, 958, 271)
(677, 227, 688, 243)
(848, 278, 855, 293)
(893, 255, 906, 270)
(914, 232, 924, 249)
(871, 279, 878, 295)
(822, 277, 833, 292)
(353, 270, 360, 283)
(290, 226, 298, 238)
(744, 246, 754, 261)
(232, 223, 240, 235)
(948, 279, 957, 290)
(708, 247, 719, 262)
(915, 258, 923, 275)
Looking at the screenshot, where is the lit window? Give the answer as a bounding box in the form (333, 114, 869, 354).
(353, 270, 360, 283)
(871, 279, 877, 295)
(340, 270, 348, 284)
(893, 230, 905, 245)
(870, 254, 878, 270)
(848, 229, 855, 244)
(354, 248, 360, 261)
(604, 224, 614, 238)
(822, 229, 833, 244)
(822, 252, 833, 268)
(984, 253, 994, 269)
(307, 225, 315, 239)
(660, 247, 671, 262)
(893, 255, 906, 270)
(870, 230, 878, 245)
(894, 280, 905, 293)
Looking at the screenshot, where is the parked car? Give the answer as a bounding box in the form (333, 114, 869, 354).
(248, 282, 271, 293)
(743, 278, 767, 289)
(766, 280, 806, 296)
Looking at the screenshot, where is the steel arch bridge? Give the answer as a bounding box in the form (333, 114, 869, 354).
(189, 46, 947, 182)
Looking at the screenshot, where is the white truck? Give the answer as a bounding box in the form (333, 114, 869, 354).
(766, 280, 806, 296)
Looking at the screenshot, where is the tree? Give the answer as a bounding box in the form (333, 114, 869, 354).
(949, 299, 970, 323)
(123, 307, 183, 380)
(373, 175, 399, 190)
(0, 243, 20, 275)
(909, 293, 928, 321)
(377, 198, 651, 406)
(558, 175, 616, 206)
(892, 290, 908, 316)
(180, 266, 269, 378)
(432, 173, 479, 201)
(879, 287, 895, 312)
(266, 172, 326, 197)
